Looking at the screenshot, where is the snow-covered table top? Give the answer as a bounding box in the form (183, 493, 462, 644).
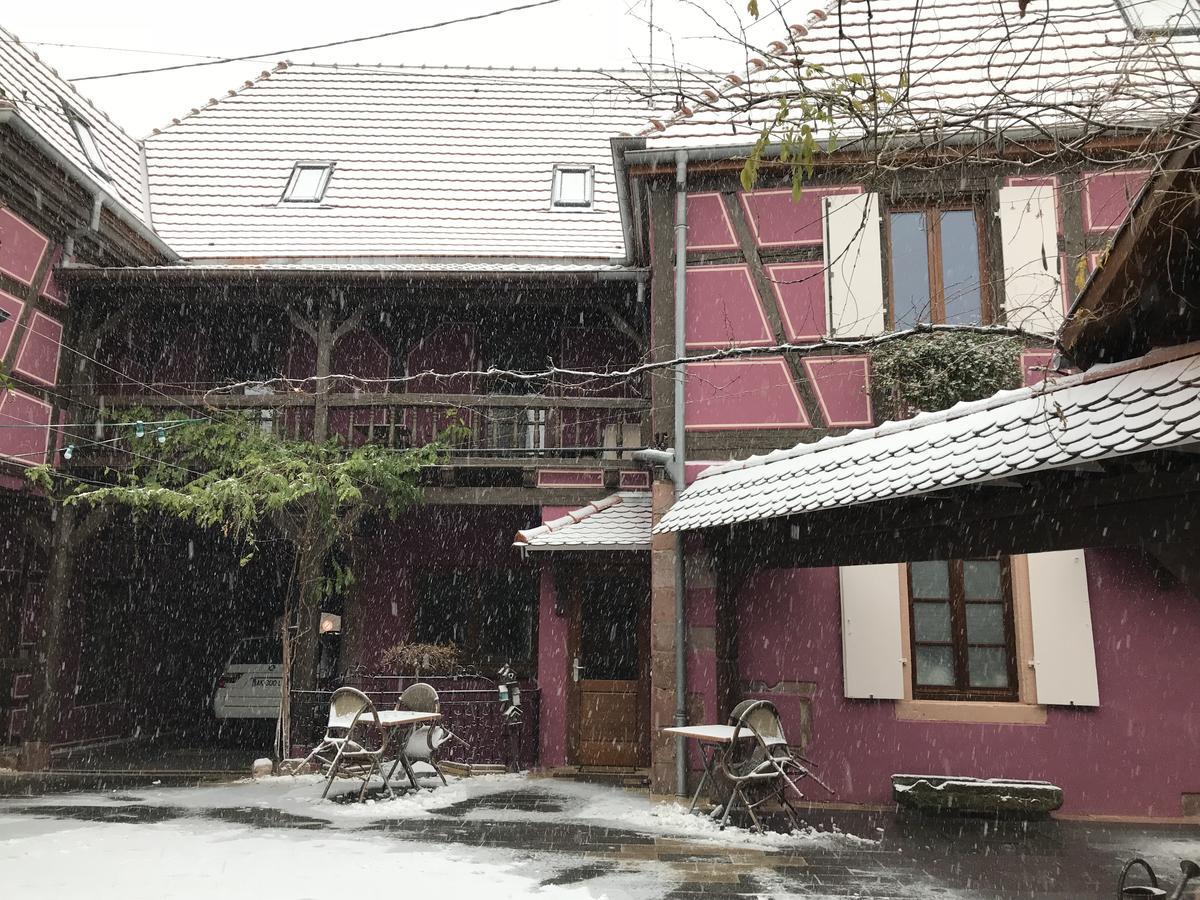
(662, 725, 753, 743)
(375, 710, 441, 728)
(329, 710, 440, 729)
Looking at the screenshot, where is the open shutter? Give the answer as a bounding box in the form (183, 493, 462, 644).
(997, 185, 1062, 337)
(839, 563, 905, 699)
(1027, 550, 1099, 707)
(824, 193, 885, 337)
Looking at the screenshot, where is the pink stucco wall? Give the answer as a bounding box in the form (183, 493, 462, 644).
(721, 548, 1200, 817)
(0, 208, 49, 286)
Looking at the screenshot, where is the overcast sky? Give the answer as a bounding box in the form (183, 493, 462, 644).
(1, 0, 792, 137)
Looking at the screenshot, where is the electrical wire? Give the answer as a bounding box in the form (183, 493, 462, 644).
(70, 0, 568, 82)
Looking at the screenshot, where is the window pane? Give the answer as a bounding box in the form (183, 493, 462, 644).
(1126, 0, 1200, 30)
(914, 602, 951, 642)
(910, 560, 950, 598)
(890, 212, 931, 329)
(915, 646, 955, 686)
(938, 210, 984, 324)
(413, 570, 472, 648)
(289, 166, 326, 201)
(556, 169, 590, 204)
(963, 559, 1002, 599)
(479, 569, 535, 663)
(966, 603, 1007, 644)
(968, 646, 1009, 688)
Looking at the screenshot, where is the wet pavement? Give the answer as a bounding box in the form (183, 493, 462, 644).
(3, 779, 1199, 898)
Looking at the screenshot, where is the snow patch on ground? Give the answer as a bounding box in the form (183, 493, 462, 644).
(0, 815, 618, 900)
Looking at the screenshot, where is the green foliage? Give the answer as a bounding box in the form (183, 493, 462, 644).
(28, 412, 452, 560)
(738, 60, 897, 196)
(870, 333, 1023, 419)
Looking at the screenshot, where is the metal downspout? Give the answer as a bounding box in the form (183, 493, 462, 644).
(672, 150, 689, 796)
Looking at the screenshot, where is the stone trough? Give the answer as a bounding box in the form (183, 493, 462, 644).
(892, 774, 1064, 817)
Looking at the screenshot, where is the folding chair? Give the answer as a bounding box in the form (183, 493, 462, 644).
(300, 686, 393, 801)
(392, 682, 468, 786)
(715, 699, 833, 832)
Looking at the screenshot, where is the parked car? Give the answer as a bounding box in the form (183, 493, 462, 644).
(212, 637, 284, 720)
(212, 619, 342, 720)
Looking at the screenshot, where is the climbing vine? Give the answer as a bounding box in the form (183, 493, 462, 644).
(869, 332, 1024, 420)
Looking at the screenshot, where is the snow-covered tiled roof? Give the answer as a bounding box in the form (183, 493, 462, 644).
(655, 345, 1200, 533)
(515, 491, 651, 552)
(638, 0, 1200, 151)
(0, 24, 149, 225)
(144, 64, 667, 262)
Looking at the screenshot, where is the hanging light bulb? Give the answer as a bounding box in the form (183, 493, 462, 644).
(134, 420, 146, 439)
(63, 444, 74, 460)
(156, 426, 166, 444)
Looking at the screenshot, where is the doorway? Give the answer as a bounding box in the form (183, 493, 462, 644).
(570, 572, 649, 768)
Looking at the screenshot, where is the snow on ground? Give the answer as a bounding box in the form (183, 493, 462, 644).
(0, 813, 669, 900)
(4, 769, 877, 850)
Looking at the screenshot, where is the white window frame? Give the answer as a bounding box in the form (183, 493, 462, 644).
(550, 165, 595, 209)
(1117, 0, 1200, 33)
(280, 162, 335, 204)
(64, 107, 111, 180)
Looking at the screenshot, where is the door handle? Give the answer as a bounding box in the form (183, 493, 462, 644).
(572, 657, 585, 683)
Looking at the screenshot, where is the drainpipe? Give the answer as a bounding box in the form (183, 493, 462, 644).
(672, 150, 689, 797)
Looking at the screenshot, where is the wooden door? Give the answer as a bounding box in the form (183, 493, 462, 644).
(574, 574, 649, 768)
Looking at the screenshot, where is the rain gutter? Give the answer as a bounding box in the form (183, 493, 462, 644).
(0, 104, 178, 262)
(622, 118, 1172, 169)
(672, 149, 688, 797)
(610, 135, 647, 266)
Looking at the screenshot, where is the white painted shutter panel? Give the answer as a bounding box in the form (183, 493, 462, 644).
(839, 563, 905, 699)
(824, 193, 885, 338)
(1027, 550, 1100, 707)
(997, 185, 1062, 337)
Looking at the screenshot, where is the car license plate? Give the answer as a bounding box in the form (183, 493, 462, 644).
(252, 677, 281, 688)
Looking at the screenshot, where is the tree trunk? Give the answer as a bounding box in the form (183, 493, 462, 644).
(290, 532, 330, 695)
(20, 504, 80, 770)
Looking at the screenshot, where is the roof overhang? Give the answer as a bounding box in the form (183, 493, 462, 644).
(514, 492, 651, 555)
(59, 260, 648, 284)
(657, 342, 1200, 544)
(0, 103, 178, 263)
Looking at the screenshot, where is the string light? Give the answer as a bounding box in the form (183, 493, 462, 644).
(62, 444, 74, 460)
(134, 420, 146, 439)
(156, 426, 167, 444)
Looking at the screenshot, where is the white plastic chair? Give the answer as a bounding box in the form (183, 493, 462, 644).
(301, 686, 392, 801)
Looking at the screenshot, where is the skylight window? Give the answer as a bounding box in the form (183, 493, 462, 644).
(1117, 0, 1200, 33)
(551, 165, 594, 209)
(64, 107, 110, 179)
(281, 162, 335, 204)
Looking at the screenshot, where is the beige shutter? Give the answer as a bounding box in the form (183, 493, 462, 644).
(824, 193, 885, 337)
(1027, 550, 1099, 707)
(839, 563, 905, 699)
(997, 185, 1062, 337)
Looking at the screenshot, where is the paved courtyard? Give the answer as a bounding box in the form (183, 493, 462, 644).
(2, 772, 1199, 898)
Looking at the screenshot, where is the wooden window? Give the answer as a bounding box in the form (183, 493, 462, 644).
(412, 567, 536, 674)
(888, 207, 987, 329)
(908, 558, 1018, 701)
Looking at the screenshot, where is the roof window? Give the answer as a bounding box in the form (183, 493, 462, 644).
(281, 162, 335, 204)
(64, 106, 110, 179)
(551, 165, 594, 209)
(1117, 0, 1200, 33)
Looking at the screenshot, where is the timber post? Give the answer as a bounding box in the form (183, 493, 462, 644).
(19, 503, 79, 770)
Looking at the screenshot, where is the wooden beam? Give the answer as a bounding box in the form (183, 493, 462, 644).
(419, 486, 612, 506)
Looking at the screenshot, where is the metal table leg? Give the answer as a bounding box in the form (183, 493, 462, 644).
(687, 742, 720, 814)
